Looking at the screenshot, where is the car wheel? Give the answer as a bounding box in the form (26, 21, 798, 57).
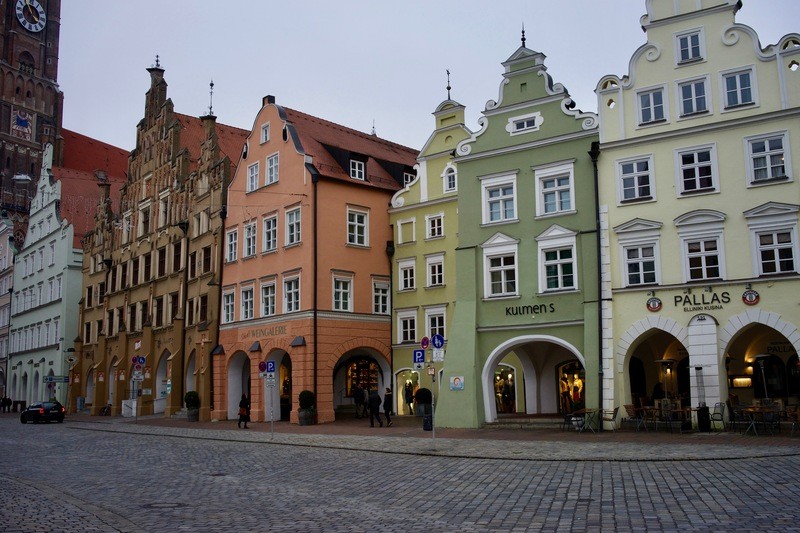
(57, 417, 63, 423)
(20, 414, 26, 424)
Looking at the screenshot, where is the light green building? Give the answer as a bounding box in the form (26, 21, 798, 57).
(389, 92, 471, 415)
(596, 0, 800, 417)
(438, 38, 601, 428)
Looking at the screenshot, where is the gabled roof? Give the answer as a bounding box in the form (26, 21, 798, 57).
(175, 113, 248, 172)
(61, 128, 129, 178)
(281, 107, 418, 191)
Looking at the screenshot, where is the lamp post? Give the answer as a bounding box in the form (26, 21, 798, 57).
(754, 354, 770, 401)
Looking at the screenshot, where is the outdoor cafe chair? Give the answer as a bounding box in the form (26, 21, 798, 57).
(602, 406, 619, 432)
(709, 402, 726, 432)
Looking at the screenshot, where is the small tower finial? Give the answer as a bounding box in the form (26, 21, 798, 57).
(371, 119, 376, 136)
(208, 79, 215, 116)
(155, 54, 160, 68)
(521, 23, 526, 47)
(446, 69, 451, 100)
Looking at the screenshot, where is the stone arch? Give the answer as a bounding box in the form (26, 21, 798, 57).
(616, 315, 688, 373)
(481, 334, 586, 423)
(719, 309, 800, 364)
(325, 336, 390, 372)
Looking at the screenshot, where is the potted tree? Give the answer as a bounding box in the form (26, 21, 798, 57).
(185, 391, 200, 422)
(297, 389, 315, 426)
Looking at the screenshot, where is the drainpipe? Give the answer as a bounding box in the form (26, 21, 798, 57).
(588, 141, 603, 432)
(307, 164, 320, 409)
(386, 239, 395, 400)
(177, 220, 189, 410)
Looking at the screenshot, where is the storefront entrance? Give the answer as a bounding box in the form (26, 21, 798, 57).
(626, 329, 689, 407)
(481, 335, 587, 423)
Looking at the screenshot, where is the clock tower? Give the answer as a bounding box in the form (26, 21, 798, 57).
(0, 0, 62, 244)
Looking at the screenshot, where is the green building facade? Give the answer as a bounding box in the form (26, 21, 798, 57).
(437, 39, 601, 428)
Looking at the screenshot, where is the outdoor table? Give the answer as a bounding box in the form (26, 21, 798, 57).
(572, 408, 599, 433)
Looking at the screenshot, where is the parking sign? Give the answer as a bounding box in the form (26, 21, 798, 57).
(413, 349, 425, 364)
(266, 361, 276, 373)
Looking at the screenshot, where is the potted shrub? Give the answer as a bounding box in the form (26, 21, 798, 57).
(185, 391, 200, 422)
(297, 389, 315, 426)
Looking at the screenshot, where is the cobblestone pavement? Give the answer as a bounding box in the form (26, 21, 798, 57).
(1, 413, 799, 532)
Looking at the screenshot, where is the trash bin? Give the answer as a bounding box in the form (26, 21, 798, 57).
(77, 396, 85, 411)
(697, 404, 711, 432)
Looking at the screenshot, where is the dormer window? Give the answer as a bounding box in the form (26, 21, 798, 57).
(350, 159, 365, 180)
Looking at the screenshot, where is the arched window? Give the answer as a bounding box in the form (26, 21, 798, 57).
(443, 166, 457, 192)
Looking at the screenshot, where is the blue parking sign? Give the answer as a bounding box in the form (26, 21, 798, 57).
(266, 361, 276, 373)
(413, 350, 425, 364)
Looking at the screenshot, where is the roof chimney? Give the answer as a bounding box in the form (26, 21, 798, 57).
(263, 95, 276, 106)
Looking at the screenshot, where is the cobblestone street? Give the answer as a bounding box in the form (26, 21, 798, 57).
(1, 414, 799, 531)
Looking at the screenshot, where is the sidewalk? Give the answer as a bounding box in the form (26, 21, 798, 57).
(62, 412, 800, 462)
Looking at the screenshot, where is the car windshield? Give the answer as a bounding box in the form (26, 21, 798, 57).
(29, 403, 43, 409)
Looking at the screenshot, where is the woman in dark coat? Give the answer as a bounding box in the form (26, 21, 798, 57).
(368, 389, 383, 428)
(383, 387, 393, 427)
(238, 393, 250, 429)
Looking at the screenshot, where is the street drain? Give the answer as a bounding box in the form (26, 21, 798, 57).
(142, 502, 188, 509)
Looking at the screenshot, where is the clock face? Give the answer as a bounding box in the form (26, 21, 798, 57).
(16, 0, 47, 33)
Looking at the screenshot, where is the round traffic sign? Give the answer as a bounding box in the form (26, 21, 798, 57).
(421, 336, 430, 350)
(431, 334, 445, 349)
(258, 361, 267, 372)
(137, 356, 146, 365)
(134, 363, 142, 372)
(131, 356, 138, 363)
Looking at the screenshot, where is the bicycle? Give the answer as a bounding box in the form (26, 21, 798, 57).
(99, 404, 111, 416)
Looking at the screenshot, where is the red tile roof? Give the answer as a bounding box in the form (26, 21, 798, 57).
(61, 129, 129, 178)
(174, 113, 248, 172)
(282, 107, 418, 191)
(55, 129, 128, 248)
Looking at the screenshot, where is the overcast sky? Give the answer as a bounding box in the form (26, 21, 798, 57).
(58, 0, 798, 153)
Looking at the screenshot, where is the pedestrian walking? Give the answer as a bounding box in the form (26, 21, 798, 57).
(368, 389, 383, 427)
(404, 382, 414, 415)
(383, 387, 393, 427)
(238, 393, 250, 429)
(352, 385, 365, 419)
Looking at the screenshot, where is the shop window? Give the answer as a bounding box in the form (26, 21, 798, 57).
(345, 358, 379, 398)
(557, 361, 585, 414)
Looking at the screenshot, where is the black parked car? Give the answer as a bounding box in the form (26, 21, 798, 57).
(20, 401, 65, 424)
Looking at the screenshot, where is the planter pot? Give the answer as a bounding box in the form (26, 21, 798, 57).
(297, 409, 315, 426)
(187, 408, 199, 422)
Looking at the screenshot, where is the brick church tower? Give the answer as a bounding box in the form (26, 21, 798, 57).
(0, 0, 62, 245)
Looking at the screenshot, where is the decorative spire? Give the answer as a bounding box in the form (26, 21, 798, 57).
(446, 69, 451, 100)
(521, 23, 526, 47)
(208, 79, 214, 116)
(154, 54, 160, 68)
(371, 119, 376, 136)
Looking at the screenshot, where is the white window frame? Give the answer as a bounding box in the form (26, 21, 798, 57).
(425, 305, 446, 340)
(442, 164, 457, 192)
(505, 111, 542, 135)
(537, 230, 578, 293)
(675, 144, 719, 196)
(636, 86, 668, 125)
(426, 213, 444, 239)
(615, 220, 663, 288)
(617, 155, 655, 203)
(244, 222, 257, 257)
(260, 122, 270, 144)
(266, 153, 279, 185)
(744, 203, 800, 277)
(261, 281, 276, 317)
(222, 292, 235, 324)
(398, 258, 416, 291)
(138, 202, 151, 238)
(157, 190, 169, 228)
(246, 162, 259, 192)
(225, 229, 238, 262)
(122, 210, 131, 243)
(675, 212, 726, 283)
(263, 214, 278, 252)
(721, 66, 757, 110)
(397, 218, 416, 245)
(347, 208, 369, 247)
(283, 276, 300, 313)
(675, 28, 705, 65)
(397, 309, 417, 344)
(332, 276, 353, 312)
(426, 253, 444, 287)
(286, 207, 301, 246)
(677, 76, 710, 117)
(744, 132, 792, 186)
(482, 240, 518, 299)
(350, 160, 365, 180)
(534, 162, 575, 217)
(372, 280, 390, 315)
(623, 244, 659, 287)
(481, 173, 517, 225)
(241, 287, 254, 320)
(403, 172, 415, 186)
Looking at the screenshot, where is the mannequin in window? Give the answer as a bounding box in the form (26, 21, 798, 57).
(560, 376, 572, 413)
(572, 373, 583, 404)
